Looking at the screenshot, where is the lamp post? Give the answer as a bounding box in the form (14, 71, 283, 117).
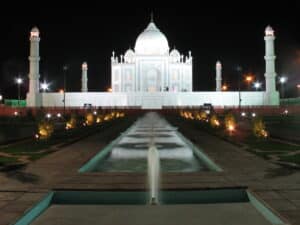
(16, 77, 23, 107)
(245, 74, 254, 90)
(63, 65, 68, 115)
(279, 76, 287, 98)
(236, 66, 242, 111)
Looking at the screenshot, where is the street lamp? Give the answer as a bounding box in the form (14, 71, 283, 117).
(253, 81, 262, 91)
(63, 65, 68, 115)
(15, 77, 23, 106)
(236, 66, 242, 111)
(40, 81, 49, 92)
(222, 84, 228, 91)
(279, 76, 287, 98)
(297, 84, 300, 97)
(245, 74, 254, 90)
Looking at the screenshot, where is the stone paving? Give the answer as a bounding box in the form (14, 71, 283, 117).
(0, 112, 299, 224)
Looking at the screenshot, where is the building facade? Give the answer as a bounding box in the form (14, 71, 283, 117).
(111, 21, 192, 93)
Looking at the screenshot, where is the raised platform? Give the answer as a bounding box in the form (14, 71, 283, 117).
(32, 91, 279, 109)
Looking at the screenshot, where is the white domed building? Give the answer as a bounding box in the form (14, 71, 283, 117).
(111, 20, 192, 93)
(26, 22, 279, 109)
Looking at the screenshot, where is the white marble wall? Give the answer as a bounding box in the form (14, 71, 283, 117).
(40, 91, 278, 109)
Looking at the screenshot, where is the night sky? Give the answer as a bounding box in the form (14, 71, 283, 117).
(1, 5, 300, 99)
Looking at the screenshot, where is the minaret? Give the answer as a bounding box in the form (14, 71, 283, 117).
(216, 61, 222, 91)
(264, 25, 279, 105)
(81, 62, 88, 92)
(26, 26, 41, 107)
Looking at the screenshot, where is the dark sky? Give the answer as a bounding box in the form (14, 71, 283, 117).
(1, 5, 300, 98)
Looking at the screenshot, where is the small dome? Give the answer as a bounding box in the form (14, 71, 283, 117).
(31, 26, 39, 32)
(170, 48, 180, 62)
(134, 22, 169, 55)
(30, 26, 40, 38)
(82, 62, 88, 70)
(265, 25, 274, 36)
(124, 49, 135, 63)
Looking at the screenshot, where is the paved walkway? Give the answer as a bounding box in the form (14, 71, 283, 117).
(0, 113, 299, 224)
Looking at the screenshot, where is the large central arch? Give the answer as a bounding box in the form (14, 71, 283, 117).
(145, 68, 161, 92)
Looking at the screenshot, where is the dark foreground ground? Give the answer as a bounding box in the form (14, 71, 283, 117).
(0, 112, 299, 225)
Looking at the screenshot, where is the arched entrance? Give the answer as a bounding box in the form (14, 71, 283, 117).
(145, 68, 161, 92)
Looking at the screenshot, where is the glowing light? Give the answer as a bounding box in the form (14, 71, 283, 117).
(85, 113, 94, 126)
(14, 111, 18, 116)
(222, 85, 228, 91)
(284, 109, 288, 115)
(38, 120, 54, 139)
(245, 75, 254, 83)
(253, 82, 261, 90)
(262, 130, 268, 138)
(35, 134, 40, 139)
(228, 125, 235, 131)
(57, 113, 61, 118)
(66, 116, 77, 130)
(96, 117, 102, 123)
(41, 82, 49, 92)
(46, 113, 51, 118)
(252, 112, 256, 117)
(253, 118, 268, 138)
(241, 112, 246, 117)
(16, 78, 23, 84)
(279, 76, 287, 84)
(59, 89, 64, 94)
(0, 95, 2, 101)
(107, 87, 113, 92)
(93, 111, 97, 115)
(205, 110, 210, 115)
(297, 84, 300, 89)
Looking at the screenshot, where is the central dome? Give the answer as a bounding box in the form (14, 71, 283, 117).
(134, 22, 169, 55)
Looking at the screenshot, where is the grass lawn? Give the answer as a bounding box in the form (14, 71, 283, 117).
(0, 156, 19, 166)
(244, 136, 300, 151)
(0, 115, 137, 168)
(166, 114, 300, 167)
(280, 154, 300, 165)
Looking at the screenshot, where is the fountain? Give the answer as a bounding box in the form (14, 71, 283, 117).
(148, 144, 160, 205)
(147, 124, 160, 205)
